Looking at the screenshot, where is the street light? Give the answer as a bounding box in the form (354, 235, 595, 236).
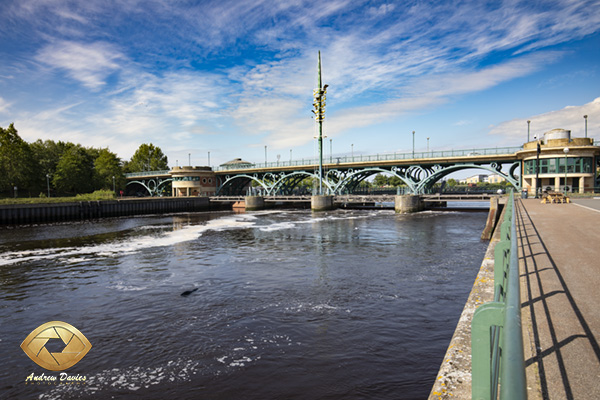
(534, 135, 540, 198)
(584, 115, 588, 138)
(112, 176, 116, 194)
(412, 131, 415, 158)
(265, 145, 267, 166)
(351, 143, 354, 160)
(188, 153, 191, 166)
(208, 151, 210, 167)
(527, 120, 531, 142)
(330, 139, 332, 163)
(563, 147, 569, 194)
(427, 137, 430, 153)
(46, 174, 50, 198)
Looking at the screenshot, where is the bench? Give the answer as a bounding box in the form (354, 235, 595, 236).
(541, 191, 571, 204)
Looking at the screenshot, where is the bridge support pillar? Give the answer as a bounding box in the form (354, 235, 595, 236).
(311, 195, 335, 212)
(395, 195, 423, 214)
(245, 196, 265, 211)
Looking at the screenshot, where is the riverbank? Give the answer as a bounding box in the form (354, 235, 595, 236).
(0, 197, 224, 225)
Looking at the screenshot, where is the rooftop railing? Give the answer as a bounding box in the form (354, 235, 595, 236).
(471, 191, 526, 400)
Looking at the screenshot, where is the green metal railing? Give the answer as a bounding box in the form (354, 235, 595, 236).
(471, 191, 527, 400)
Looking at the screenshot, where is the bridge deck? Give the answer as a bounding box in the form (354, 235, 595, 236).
(517, 198, 600, 399)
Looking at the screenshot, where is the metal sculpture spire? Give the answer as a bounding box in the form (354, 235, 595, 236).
(313, 51, 328, 195)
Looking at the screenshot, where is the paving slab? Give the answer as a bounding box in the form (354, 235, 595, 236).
(517, 199, 600, 399)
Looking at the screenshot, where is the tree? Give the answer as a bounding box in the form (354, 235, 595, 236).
(0, 123, 38, 195)
(373, 174, 389, 186)
(126, 143, 168, 173)
(53, 145, 95, 194)
(94, 148, 124, 190)
(447, 178, 458, 187)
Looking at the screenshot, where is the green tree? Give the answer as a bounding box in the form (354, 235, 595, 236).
(53, 145, 95, 194)
(388, 176, 403, 186)
(0, 124, 38, 195)
(126, 143, 168, 172)
(30, 139, 70, 176)
(94, 148, 124, 191)
(373, 174, 389, 186)
(447, 178, 458, 187)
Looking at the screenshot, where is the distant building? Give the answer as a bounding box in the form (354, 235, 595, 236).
(220, 158, 254, 169)
(460, 174, 487, 184)
(486, 174, 506, 184)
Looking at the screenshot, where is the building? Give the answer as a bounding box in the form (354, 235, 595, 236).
(487, 174, 507, 184)
(517, 129, 600, 194)
(460, 174, 487, 184)
(170, 166, 216, 197)
(220, 158, 254, 169)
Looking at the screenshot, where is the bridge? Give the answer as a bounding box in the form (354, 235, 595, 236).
(126, 146, 522, 196)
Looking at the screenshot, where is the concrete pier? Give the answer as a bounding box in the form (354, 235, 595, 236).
(244, 196, 265, 211)
(394, 195, 423, 213)
(311, 195, 335, 211)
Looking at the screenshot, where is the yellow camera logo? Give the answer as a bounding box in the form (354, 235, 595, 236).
(20, 321, 92, 371)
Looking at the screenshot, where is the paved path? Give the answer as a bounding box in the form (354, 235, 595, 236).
(517, 199, 600, 399)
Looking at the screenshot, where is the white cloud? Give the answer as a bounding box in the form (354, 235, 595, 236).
(35, 40, 123, 89)
(489, 97, 600, 141)
(0, 97, 11, 113)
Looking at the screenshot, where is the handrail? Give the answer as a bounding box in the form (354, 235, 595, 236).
(471, 191, 527, 399)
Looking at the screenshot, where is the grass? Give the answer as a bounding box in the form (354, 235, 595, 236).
(0, 190, 116, 205)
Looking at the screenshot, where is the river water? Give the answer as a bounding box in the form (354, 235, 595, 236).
(0, 208, 487, 399)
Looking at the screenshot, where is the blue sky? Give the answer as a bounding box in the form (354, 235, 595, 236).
(1, 0, 599, 169)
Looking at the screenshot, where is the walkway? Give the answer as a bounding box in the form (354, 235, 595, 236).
(517, 198, 600, 399)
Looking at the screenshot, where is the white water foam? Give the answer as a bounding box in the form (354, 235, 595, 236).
(0, 215, 255, 267)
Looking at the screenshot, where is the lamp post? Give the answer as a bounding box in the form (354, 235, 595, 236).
(188, 153, 191, 166)
(584, 115, 588, 138)
(46, 174, 50, 198)
(112, 176, 116, 194)
(208, 151, 210, 167)
(312, 51, 328, 195)
(527, 120, 531, 142)
(412, 131, 415, 158)
(264, 145, 267, 166)
(535, 137, 540, 198)
(330, 139, 332, 163)
(563, 147, 569, 194)
(290, 149, 292, 163)
(351, 143, 354, 160)
(427, 137, 430, 153)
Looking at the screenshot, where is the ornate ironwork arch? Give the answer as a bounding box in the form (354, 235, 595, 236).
(415, 162, 520, 193)
(126, 178, 172, 196)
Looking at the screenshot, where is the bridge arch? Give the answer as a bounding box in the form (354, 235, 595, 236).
(326, 167, 416, 194)
(126, 178, 172, 196)
(414, 162, 520, 193)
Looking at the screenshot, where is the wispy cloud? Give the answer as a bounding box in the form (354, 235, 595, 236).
(489, 97, 600, 141)
(35, 40, 123, 89)
(0, 97, 10, 113)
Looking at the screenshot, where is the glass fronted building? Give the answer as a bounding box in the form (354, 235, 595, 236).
(517, 129, 600, 194)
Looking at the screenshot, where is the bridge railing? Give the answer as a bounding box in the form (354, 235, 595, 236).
(215, 146, 523, 171)
(125, 170, 171, 178)
(471, 191, 526, 400)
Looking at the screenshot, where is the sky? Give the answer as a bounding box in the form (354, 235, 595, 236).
(1, 0, 599, 171)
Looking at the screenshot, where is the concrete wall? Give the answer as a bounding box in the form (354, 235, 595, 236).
(0, 197, 211, 225)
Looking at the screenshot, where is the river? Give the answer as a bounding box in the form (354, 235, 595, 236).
(0, 208, 488, 399)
